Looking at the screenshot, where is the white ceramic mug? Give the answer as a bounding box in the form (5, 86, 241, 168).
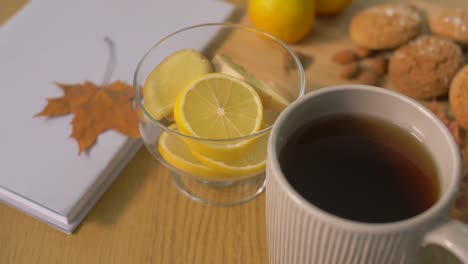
(266, 85, 468, 264)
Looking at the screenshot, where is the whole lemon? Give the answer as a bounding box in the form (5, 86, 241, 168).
(316, 0, 352, 15)
(248, 0, 315, 43)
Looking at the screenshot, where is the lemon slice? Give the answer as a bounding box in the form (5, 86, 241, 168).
(191, 112, 275, 176)
(192, 132, 268, 176)
(174, 73, 263, 160)
(191, 112, 274, 176)
(212, 54, 290, 111)
(174, 73, 263, 139)
(158, 124, 221, 178)
(143, 49, 212, 120)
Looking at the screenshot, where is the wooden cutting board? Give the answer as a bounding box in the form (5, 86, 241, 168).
(214, 0, 468, 224)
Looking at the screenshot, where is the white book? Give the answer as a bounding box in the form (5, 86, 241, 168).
(0, 0, 234, 233)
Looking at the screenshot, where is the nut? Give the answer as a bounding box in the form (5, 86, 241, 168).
(356, 47, 374, 58)
(357, 69, 380, 85)
(332, 49, 358, 64)
(368, 56, 388, 75)
(340, 62, 360, 79)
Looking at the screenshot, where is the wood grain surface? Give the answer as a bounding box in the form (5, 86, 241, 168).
(1, 0, 467, 264)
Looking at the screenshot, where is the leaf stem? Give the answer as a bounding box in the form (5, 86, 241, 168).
(102, 36, 117, 85)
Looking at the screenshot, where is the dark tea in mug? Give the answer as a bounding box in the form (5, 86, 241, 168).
(279, 114, 440, 223)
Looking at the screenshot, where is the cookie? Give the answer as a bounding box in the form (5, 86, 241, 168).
(429, 8, 468, 45)
(450, 65, 468, 130)
(349, 4, 422, 50)
(388, 36, 463, 99)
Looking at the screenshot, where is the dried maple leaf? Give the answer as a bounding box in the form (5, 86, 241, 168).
(36, 81, 140, 153)
(70, 81, 140, 153)
(35, 82, 99, 117)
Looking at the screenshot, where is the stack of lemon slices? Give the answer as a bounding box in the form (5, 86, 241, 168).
(143, 49, 288, 178)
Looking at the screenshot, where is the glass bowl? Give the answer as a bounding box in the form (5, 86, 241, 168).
(133, 23, 305, 206)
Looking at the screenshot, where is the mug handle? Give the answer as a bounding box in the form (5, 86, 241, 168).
(423, 218, 468, 262)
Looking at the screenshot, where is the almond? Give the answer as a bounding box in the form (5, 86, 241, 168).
(356, 70, 380, 86)
(356, 47, 374, 58)
(340, 63, 360, 79)
(332, 49, 358, 64)
(369, 56, 388, 75)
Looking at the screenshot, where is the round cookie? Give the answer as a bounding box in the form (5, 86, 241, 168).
(349, 4, 422, 50)
(450, 65, 468, 130)
(429, 8, 468, 45)
(388, 35, 463, 99)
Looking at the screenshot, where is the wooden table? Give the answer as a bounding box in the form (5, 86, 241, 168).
(1, 1, 467, 264)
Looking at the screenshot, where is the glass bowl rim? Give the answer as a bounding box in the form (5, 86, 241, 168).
(133, 22, 305, 142)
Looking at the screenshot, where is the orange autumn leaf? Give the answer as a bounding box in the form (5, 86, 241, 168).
(35, 82, 99, 117)
(36, 81, 140, 153)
